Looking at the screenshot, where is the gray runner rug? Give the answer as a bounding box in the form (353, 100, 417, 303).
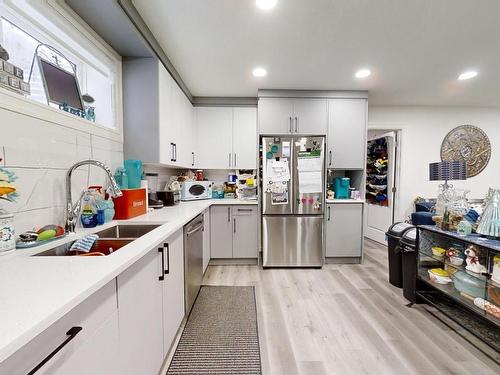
(167, 286, 262, 374)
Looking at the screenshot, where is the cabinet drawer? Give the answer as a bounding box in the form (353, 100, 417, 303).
(1, 281, 118, 375)
(232, 206, 257, 216)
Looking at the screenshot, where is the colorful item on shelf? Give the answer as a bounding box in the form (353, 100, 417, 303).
(476, 188, 500, 239)
(464, 245, 487, 274)
(124, 159, 143, 189)
(428, 268, 452, 284)
(450, 271, 486, 299)
(431, 246, 446, 258)
(366, 137, 389, 206)
(492, 255, 500, 284)
(473, 297, 500, 319)
(457, 220, 472, 235)
(333, 177, 350, 199)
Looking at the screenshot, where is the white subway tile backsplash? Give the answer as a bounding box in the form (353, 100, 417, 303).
(1, 106, 123, 235)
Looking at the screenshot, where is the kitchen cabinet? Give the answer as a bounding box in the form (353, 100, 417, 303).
(326, 203, 364, 258)
(327, 99, 367, 169)
(232, 206, 259, 258)
(210, 205, 258, 259)
(258, 98, 327, 135)
(203, 208, 211, 272)
(195, 107, 233, 169)
(123, 58, 195, 169)
(210, 205, 233, 258)
(232, 107, 257, 169)
(0, 281, 119, 375)
(195, 107, 257, 169)
(161, 229, 185, 356)
(117, 247, 164, 375)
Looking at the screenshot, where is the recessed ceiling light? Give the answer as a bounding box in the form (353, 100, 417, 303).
(256, 0, 278, 10)
(252, 67, 267, 77)
(355, 69, 371, 79)
(458, 71, 478, 80)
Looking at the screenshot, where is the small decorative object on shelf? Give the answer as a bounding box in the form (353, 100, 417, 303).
(0, 44, 9, 60)
(457, 219, 472, 235)
(0, 46, 31, 96)
(82, 93, 96, 122)
(464, 245, 488, 274)
(477, 188, 500, 239)
(0, 166, 19, 254)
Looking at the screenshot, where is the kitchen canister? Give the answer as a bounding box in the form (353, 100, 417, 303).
(124, 159, 143, 189)
(0, 209, 15, 253)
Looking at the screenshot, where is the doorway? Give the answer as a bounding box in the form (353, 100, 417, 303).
(365, 129, 401, 243)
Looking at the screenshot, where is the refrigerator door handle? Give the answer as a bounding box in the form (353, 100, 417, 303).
(294, 116, 298, 133)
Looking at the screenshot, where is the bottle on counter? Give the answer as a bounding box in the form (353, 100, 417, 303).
(80, 190, 98, 228)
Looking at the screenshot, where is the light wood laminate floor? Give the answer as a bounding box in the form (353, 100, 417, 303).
(202, 240, 500, 375)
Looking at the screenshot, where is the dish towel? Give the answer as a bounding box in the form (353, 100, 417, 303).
(70, 234, 99, 253)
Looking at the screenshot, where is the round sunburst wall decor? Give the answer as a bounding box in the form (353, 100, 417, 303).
(440, 125, 491, 177)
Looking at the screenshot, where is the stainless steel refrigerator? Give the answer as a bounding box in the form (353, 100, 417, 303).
(261, 136, 325, 267)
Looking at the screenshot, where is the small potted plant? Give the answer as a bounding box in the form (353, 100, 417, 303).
(0, 166, 18, 254)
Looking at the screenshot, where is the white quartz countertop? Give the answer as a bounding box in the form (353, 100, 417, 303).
(0, 199, 257, 362)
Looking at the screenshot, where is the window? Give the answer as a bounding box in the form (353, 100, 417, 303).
(0, 0, 120, 130)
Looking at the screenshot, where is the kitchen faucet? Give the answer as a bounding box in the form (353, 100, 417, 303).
(65, 160, 123, 232)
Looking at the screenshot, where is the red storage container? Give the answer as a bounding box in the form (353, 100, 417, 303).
(112, 188, 147, 219)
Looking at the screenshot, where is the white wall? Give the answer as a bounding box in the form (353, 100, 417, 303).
(0, 105, 123, 235)
(368, 106, 500, 222)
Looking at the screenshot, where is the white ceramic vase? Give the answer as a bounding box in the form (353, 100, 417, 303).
(0, 209, 15, 253)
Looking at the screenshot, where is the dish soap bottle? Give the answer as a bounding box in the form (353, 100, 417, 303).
(80, 190, 98, 228)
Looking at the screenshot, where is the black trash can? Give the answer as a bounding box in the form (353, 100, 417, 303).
(386, 222, 414, 288)
(401, 227, 418, 304)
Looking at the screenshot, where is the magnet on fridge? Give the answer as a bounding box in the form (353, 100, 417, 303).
(301, 197, 307, 204)
(266, 151, 273, 159)
(271, 144, 279, 153)
(308, 197, 314, 205)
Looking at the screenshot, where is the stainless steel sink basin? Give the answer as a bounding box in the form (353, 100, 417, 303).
(33, 224, 160, 257)
(94, 224, 160, 239)
(34, 239, 134, 256)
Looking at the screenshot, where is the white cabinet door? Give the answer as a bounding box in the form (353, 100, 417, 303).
(0, 281, 119, 375)
(117, 247, 164, 375)
(158, 63, 177, 165)
(162, 229, 185, 356)
(210, 205, 233, 258)
(233, 107, 257, 169)
(203, 208, 211, 272)
(292, 99, 328, 134)
(232, 206, 258, 258)
(195, 107, 233, 169)
(176, 87, 195, 168)
(328, 99, 367, 169)
(258, 98, 293, 134)
(326, 204, 363, 257)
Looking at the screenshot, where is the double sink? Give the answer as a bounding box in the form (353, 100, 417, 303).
(34, 224, 160, 257)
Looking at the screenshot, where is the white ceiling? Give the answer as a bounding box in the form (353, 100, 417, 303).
(133, 0, 500, 106)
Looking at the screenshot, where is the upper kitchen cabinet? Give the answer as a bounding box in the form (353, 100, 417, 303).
(123, 58, 195, 168)
(258, 97, 327, 135)
(327, 99, 367, 169)
(195, 107, 257, 169)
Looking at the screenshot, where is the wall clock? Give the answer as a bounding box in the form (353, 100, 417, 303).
(440, 125, 491, 178)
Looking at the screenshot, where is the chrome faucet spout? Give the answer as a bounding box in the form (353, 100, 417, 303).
(65, 160, 123, 232)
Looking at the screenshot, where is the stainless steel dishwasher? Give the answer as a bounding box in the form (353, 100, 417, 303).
(184, 213, 204, 314)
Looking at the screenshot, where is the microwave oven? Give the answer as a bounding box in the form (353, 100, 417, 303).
(181, 181, 213, 201)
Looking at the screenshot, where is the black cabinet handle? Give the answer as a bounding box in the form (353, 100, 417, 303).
(28, 326, 82, 375)
(173, 143, 177, 162)
(233, 218, 236, 233)
(158, 247, 165, 281)
(237, 208, 253, 212)
(164, 243, 170, 275)
(192, 152, 195, 166)
(227, 207, 230, 222)
(327, 206, 331, 221)
(170, 143, 175, 162)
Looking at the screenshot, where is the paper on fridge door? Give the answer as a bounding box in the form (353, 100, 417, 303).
(298, 171, 322, 194)
(297, 156, 322, 172)
(266, 158, 290, 183)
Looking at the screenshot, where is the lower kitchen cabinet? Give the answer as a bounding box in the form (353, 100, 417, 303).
(203, 208, 211, 272)
(0, 281, 119, 375)
(117, 246, 164, 375)
(326, 203, 364, 258)
(161, 229, 185, 356)
(210, 205, 258, 259)
(210, 205, 233, 258)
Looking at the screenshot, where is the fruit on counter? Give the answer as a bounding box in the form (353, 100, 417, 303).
(37, 229, 56, 241)
(431, 246, 446, 257)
